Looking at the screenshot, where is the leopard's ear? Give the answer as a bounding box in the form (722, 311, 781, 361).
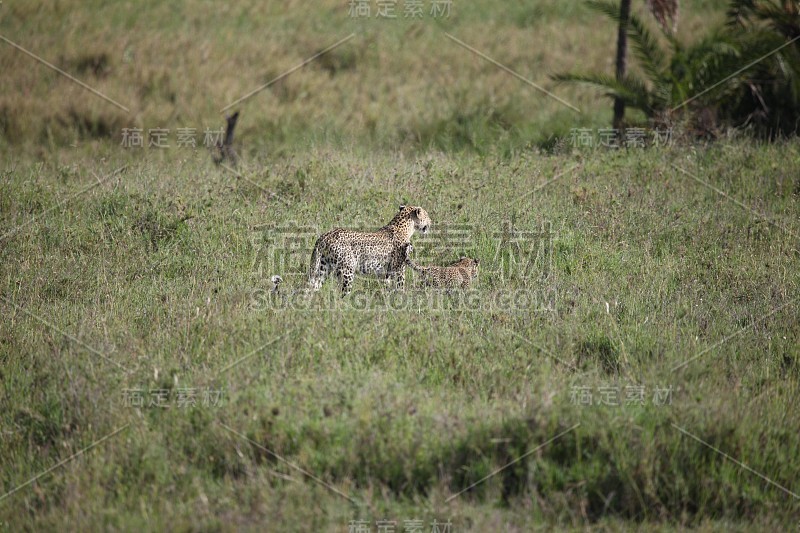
(399, 204, 406, 211)
(474, 258, 479, 265)
(413, 207, 422, 217)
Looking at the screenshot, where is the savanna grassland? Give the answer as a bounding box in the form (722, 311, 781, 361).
(1, 0, 799, 531)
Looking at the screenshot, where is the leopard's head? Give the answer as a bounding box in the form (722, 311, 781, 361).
(395, 204, 431, 236)
(454, 257, 479, 279)
(469, 258, 479, 278)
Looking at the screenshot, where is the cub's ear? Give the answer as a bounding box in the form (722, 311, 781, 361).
(474, 259, 480, 265)
(399, 204, 406, 211)
(413, 207, 422, 216)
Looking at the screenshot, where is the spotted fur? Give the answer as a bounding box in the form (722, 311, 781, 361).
(404, 245, 479, 289)
(308, 205, 432, 295)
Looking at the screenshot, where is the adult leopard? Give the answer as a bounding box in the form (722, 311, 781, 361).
(307, 205, 431, 295)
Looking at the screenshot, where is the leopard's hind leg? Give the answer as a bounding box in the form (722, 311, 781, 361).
(337, 265, 355, 296)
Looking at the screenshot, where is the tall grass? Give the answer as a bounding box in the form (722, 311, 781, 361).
(1, 0, 798, 530)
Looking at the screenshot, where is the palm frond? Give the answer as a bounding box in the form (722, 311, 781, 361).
(628, 13, 670, 83)
(585, 0, 626, 24)
(727, 0, 800, 38)
(552, 72, 656, 115)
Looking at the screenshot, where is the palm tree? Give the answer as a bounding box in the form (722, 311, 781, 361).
(610, 0, 680, 128)
(557, 0, 800, 137)
(554, 1, 738, 126)
(613, 0, 632, 129)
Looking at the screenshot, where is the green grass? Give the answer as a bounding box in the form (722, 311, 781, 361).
(1, 141, 798, 530)
(1, 0, 799, 530)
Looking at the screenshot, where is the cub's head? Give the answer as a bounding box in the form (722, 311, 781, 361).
(453, 257, 480, 279)
(396, 204, 431, 235)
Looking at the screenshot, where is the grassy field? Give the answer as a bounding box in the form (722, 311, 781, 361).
(2, 0, 800, 531)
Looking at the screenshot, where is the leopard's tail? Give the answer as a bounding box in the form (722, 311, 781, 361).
(307, 238, 324, 290)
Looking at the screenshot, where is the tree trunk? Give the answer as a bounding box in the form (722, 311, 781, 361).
(613, 0, 631, 131)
